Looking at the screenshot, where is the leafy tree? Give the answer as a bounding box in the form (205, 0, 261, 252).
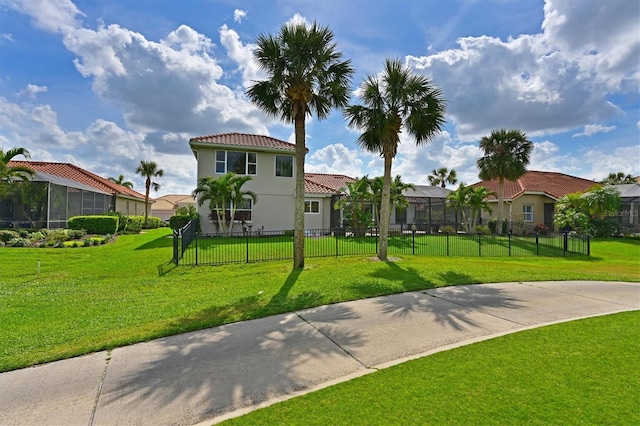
(369, 175, 415, 227)
(446, 184, 495, 233)
(583, 185, 621, 220)
(108, 174, 133, 189)
(175, 205, 197, 216)
(345, 58, 446, 260)
(554, 192, 589, 233)
(467, 186, 495, 230)
(476, 129, 532, 235)
(601, 172, 636, 185)
(247, 21, 354, 269)
(334, 176, 374, 236)
(135, 160, 164, 227)
(427, 167, 457, 188)
(192, 173, 257, 236)
(446, 184, 472, 232)
(0, 147, 35, 196)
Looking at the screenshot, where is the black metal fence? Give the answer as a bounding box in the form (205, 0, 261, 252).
(172, 224, 590, 266)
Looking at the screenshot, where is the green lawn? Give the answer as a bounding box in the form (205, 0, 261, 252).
(221, 312, 640, 425)
(0, 228, 638, 372)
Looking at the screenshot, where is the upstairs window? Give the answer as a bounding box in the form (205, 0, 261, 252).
(216, 150, 257, 175)
(275, 155, 293, 177)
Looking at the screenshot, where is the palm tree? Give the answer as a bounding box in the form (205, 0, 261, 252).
(108, 174, 133, 189)
(0, 147, 35, 195)
(370, 175, 415, 227)
(554, 192, 590, 233)
(246, 21, 354, 269)
(427, 167, 457, 188)
(601, 172, 636, 185)
(135, 160, 164, 227)
(467, 186, 495, 229)
(334, 176, 373, 236)
(345, 58, 446, 260)
(476, 129, 532, 235)
(192, 173, 257, 236)
(446, 183, 472, 232)
(583, 185, 621, 220)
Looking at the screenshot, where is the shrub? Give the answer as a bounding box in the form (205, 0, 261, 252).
(17, 229, 30, 238)
(0, 230, 19, 243)
(440, 225, 456, 234)
(534, 223, 549, 235)
(475, 225, 491, 235)
(68, 216, 118, 235)
(28, 231, 45, 241)
(8, 238, 29, 247)
(66, 229, 86, 240)
(45, 229, 70, 243)
(107, 211, 126, 232)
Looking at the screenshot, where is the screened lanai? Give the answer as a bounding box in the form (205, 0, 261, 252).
(0, 171, 114, 229)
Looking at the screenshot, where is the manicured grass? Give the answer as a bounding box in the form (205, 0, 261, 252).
(221, 312, 640, 425)
(0, 229, 638, 372)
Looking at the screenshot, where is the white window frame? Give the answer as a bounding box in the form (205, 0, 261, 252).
(305, 200, 320, 214)
(275, 154, 294, 177)
(522, 204, 533, 222)
(215, 150, 257, 175)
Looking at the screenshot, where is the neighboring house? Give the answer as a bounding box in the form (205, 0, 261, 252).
(399, 185, 452, 232)
(2, 161, 148, 229)
(151, 194, 196, 221)
(192, 133, 356, 234)
(472, 170, 597, 232)
(610, 183, 640, 232)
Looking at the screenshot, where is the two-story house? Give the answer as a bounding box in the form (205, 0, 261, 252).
(189, 133, 354, 234)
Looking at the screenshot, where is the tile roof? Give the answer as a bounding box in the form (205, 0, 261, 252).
(472, 170, 597, 200)
(189, 132, 299, 152)
(304, 173, 355, 194)
(8, 161, 147, 201)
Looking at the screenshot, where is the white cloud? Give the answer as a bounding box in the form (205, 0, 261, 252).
(19, 84, 48, 99)
(572, 124, 616, 137)
(583, 145, 640, 181)
(0, 0, 83, 34)
(1, 33, 14, 42)
(307, 143, 366, 177)
(287, 13, 309, 27)
(219, 24, 263, 88)
(233, 9, 247, 23)
(405, 0, 637, 141)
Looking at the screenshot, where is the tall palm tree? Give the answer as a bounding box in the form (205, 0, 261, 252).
(0, 147, 35, 195)
(476, 129, 532, 235)
(135, 160, 164, 227)
(427, 167, 457, 188)
(108, 174, 134, 189)
(192, 173, 257, 235)
(345, 58, 446, 260)
(246, 21, 354, 269)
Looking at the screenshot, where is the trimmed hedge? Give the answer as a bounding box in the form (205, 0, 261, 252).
(68, 216, 118, 235)
(128, 215, 162, 229)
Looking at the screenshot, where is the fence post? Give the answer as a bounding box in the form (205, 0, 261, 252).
(587, 235, 591, 256)
(536, 233, 539, 256)
(478, 232, 482, 257)
(195, 232, 199, 266)
(446, 232, 450, 256)
(246, 233, 250, 264)
(508, 231, 512, 256)
(563, 232, 568, 255)
(412, 229, 415, 255)
(335, 229, 339, 257)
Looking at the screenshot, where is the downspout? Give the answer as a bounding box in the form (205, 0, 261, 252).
(47, 181, 51, 228)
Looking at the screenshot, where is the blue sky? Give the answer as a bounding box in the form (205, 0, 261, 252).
(0, 0, 638, 195)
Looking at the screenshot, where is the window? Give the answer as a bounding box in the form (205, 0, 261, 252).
(522, 204, 533, 222)
(275, 155, 293, 177)
(305, 200, 320, 214)
(215, 199, 253, 222)
(216, 150, 257, 175)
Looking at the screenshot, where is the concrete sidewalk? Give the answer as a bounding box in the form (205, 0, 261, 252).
(1, 281, 638, 426)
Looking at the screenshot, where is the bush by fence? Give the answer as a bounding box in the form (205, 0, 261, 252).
(172, 225, 590, 266)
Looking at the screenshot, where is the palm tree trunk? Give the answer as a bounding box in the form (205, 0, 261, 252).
(144, 178, 150, 227)
(293, 115, 306, 269)
(497, 177, 504, 235)
(378, 153, 393, 261)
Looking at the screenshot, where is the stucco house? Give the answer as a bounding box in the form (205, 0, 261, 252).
(189, 133, 356, 234)
(151, 194, 196, 221)
(472, 170, 597, 232)
(2, 161, 148, 229)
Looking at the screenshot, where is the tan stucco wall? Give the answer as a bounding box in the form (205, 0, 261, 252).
(194, 147, 297, 234)
(480, 194, 556, 229)
(115, 196, 148, 217)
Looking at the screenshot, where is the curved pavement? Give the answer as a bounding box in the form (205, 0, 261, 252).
(0, 280, 638, 425)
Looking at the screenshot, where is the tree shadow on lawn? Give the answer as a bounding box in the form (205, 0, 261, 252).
(133, 234, 174, 250)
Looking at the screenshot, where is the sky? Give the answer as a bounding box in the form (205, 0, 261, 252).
(0, 0, 638, 196)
